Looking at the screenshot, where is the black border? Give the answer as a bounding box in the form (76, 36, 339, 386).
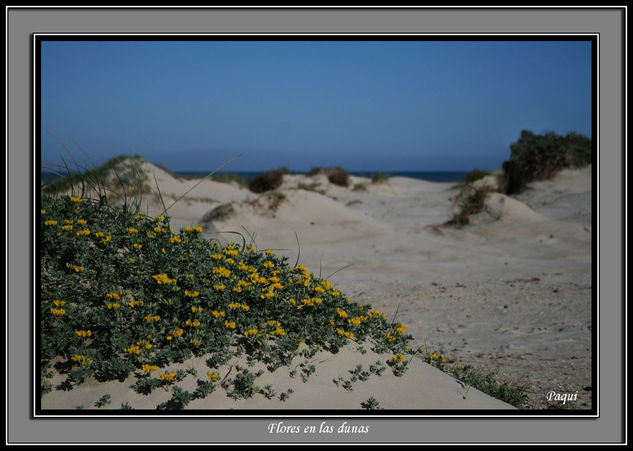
(34, 33, 599, 418)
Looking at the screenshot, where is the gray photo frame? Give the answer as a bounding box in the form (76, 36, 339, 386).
(7, 5, 626, 445)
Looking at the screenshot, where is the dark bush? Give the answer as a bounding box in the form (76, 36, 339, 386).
(460, 169, 489, 185)
(446, 186, 491, 227)
(327, 168, 350, 187)
(501, 130, 592, 194)
(307, 166, 351, 187)
(371, 172, 391, 184)
(202, 203, 235, 222)
(248, 168, 285, 193)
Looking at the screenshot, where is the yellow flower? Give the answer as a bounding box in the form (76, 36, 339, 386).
(159, 371, 176, 382)
(70, 196, 83, 203)
(76, 219, 87, 225)
(125, 345, 141, 354)
(185, 290, 199, 298)
(336, 308, 348, 318)
(388, 354, 404, 364)
(212, 267, 231, 278)
(155, 215, 165, 221)
(211, 310, 225, 318)
(142, 364, 158, 373)
(41, 209, 46, 214)
(170, 235, 182, 244)
(44, 220, 58, 226)
(128, 228, 139, 234)
(106, 292, 121, 300)
(50, 307, 66, 316)
(76, 229, 91, 236)
(71, 354, 87, 363)
(213, 283, 226, 291)
(133, 243, 142, 249)
(129, 258, 135, 263)
(107, 302, 121, 309)
(61, 224, 73, 231)
(75, 330, 92, 338)
(208, 371, 220, 380)
(396, 324, 406, 334)
(224, 320, 236, 329)
(152, 273, 176, 285)
(243, 328, 258, 337)
(263, 261, 275, 269)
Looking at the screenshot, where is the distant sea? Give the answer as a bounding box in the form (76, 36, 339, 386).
(41, 170, 468, 185)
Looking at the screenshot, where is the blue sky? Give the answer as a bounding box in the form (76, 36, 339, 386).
(41, 40, 592, 172)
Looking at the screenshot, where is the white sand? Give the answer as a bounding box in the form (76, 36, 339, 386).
(43, 162, 592, 410)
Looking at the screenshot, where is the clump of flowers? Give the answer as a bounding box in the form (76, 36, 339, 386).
(39, 193, 417, 405)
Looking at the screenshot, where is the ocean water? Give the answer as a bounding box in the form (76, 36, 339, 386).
(41, 170, 468, 185)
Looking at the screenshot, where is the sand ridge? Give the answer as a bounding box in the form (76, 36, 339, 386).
(42, 160, 592, 410)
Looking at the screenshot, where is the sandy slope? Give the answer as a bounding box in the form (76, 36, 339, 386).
(41, 344, 514, 411)
(42, 161, 592, 410)
(200, 167, 592, 410)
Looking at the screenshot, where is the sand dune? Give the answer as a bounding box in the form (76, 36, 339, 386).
(41, 160, 592, 410)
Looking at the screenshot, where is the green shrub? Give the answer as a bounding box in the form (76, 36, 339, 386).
(307, 166, 351, 187)
(248, 168, 285, 193)
(328, 169, 350, 187)
(371, 172, 391, 184)
(40, 194, 417, 406)
(446, 186, 491, 227)
(501, 130, 592, 194)
(460, 169, 489, 186)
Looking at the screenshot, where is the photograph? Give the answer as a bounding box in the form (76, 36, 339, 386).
(6, 4, 625, 446)
(37, 36, 595, 414)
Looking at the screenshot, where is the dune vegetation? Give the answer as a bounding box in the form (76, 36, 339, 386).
(39, 186, 418, 408)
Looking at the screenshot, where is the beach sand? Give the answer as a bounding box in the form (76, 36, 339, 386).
(41, 162, 592, 411)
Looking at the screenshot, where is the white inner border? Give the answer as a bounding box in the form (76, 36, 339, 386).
(32, 32, 601, 420)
